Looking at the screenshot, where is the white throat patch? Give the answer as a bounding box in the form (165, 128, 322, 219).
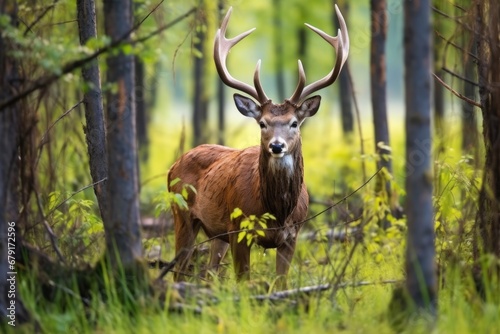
(269, 154, 294, 176)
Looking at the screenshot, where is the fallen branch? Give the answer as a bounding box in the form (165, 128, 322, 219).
(251, 279, 401, 301)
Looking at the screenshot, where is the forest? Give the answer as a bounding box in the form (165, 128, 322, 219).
(0, 0, 499, 333)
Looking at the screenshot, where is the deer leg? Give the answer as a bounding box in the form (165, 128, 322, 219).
(203, 239, 229, 278)
(229, 233, 251, 281)
(173, 207, 199, 281)
(275, 237, 297, 289)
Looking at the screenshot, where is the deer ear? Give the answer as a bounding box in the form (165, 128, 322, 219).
(234, 94, 261, 119)
(297, 95, 321, 119)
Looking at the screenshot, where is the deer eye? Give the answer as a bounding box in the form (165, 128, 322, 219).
(291, 121, 298, 128)
(259, 121, 267, 129)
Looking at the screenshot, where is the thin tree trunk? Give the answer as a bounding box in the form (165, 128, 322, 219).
(433, 0, 445, 151)
(273, 0, 285, 101)
(217, 0, 225, 146)
(77, 0, 109, 224)
(192, 2, 208, 147)
(103, 0, 142, 267)
(335, 0, 354, 135)
(370, 0, 400, 221)
(135, 56, 149, 160)
(461, 39, 478, 156)
(0, 0, 29, 324)
(370, 0, 392, 174)
(476, 0, 500, 258)
(403, 0, 437, 317)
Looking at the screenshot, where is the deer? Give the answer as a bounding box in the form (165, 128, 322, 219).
(168, 5, 349, 288)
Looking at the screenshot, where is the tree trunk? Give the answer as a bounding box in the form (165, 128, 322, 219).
(476, 0, 500, 258)
(217, 0, 225, 146)
(370, 0, 400, 222)
(77, 0, 109, 224)
(135, 56, 149, 160)
(0, 0, 29, 324)
(433, 0, 445, 151)
(335, 0, 354, 135)
(403, 0, 437, 317)
(461, 39, 478, 156)
(103, 0, 142, 267)
(192, 2, 208, 147)
(370, 0, 392, 174)
(273, 0, 285, 101)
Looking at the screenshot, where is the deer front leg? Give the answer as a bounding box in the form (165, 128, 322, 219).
(275, 237, 297, 289)
(202, 238, 229, 278)
(229, 233, 251, 281)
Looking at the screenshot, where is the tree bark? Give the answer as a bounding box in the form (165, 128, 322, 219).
(0, 0, 29, 324)
(103, 0, 143, 267)
(432, 0, 445, 151)
(217, 0, 225, 146)
(371, 0, 400, 221)
(370, 0, 392, 174)
(192, 3, 208, 147)
(335, 0, 354, 135)
(77, 0, 109, 224)
(461, 41, 478, 156)
(476, 0, 500, 258)
(135, 55, 149, 160)
(403, 0, 437, 317)
(273, 0, 285, 101)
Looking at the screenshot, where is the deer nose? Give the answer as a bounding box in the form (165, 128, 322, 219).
(269, 142, 285, 154)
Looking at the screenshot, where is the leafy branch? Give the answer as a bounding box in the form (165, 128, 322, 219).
(230, 208, 276, 246)
(0, 6, 197, 111)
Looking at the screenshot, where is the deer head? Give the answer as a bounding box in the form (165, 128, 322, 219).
(214, 6, 350, 161)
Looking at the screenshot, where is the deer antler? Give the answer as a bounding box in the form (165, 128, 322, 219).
(214, 7, 270, 104)
(288, 4, 350, 104)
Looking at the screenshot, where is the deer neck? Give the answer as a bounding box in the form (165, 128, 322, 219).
(258, 144, 304, 225)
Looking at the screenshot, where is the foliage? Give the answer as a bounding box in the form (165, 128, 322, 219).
(36, 192, 104, 266)
(230, 208, 275, 246)
(153, 178, 196, 217)
(434, 154, 481, 267)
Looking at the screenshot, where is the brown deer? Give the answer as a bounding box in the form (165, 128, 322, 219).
(168, 5, 349, 287)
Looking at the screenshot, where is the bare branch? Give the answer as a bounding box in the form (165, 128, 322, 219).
(23, 0, 59, 36)
(45, 177, 108, 219)
(39, 99, 83, 147)
(442, 67, 479, 87)
(432, 73, 482, 108)
(34, 187, 66, 264)
(435, 30, 479, 61)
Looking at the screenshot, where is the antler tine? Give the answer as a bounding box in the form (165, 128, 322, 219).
(253, 60, 270, 103)
(288, 4, 350, 104)
(288, 60, 306, 105)
(214, 7, 269, 103)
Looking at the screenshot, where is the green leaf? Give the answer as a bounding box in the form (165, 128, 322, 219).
(169, 178, 181, 187)
(187, 184, 197, 194)
(230, 208, 243, 220)
(237, 231, 246, 243)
